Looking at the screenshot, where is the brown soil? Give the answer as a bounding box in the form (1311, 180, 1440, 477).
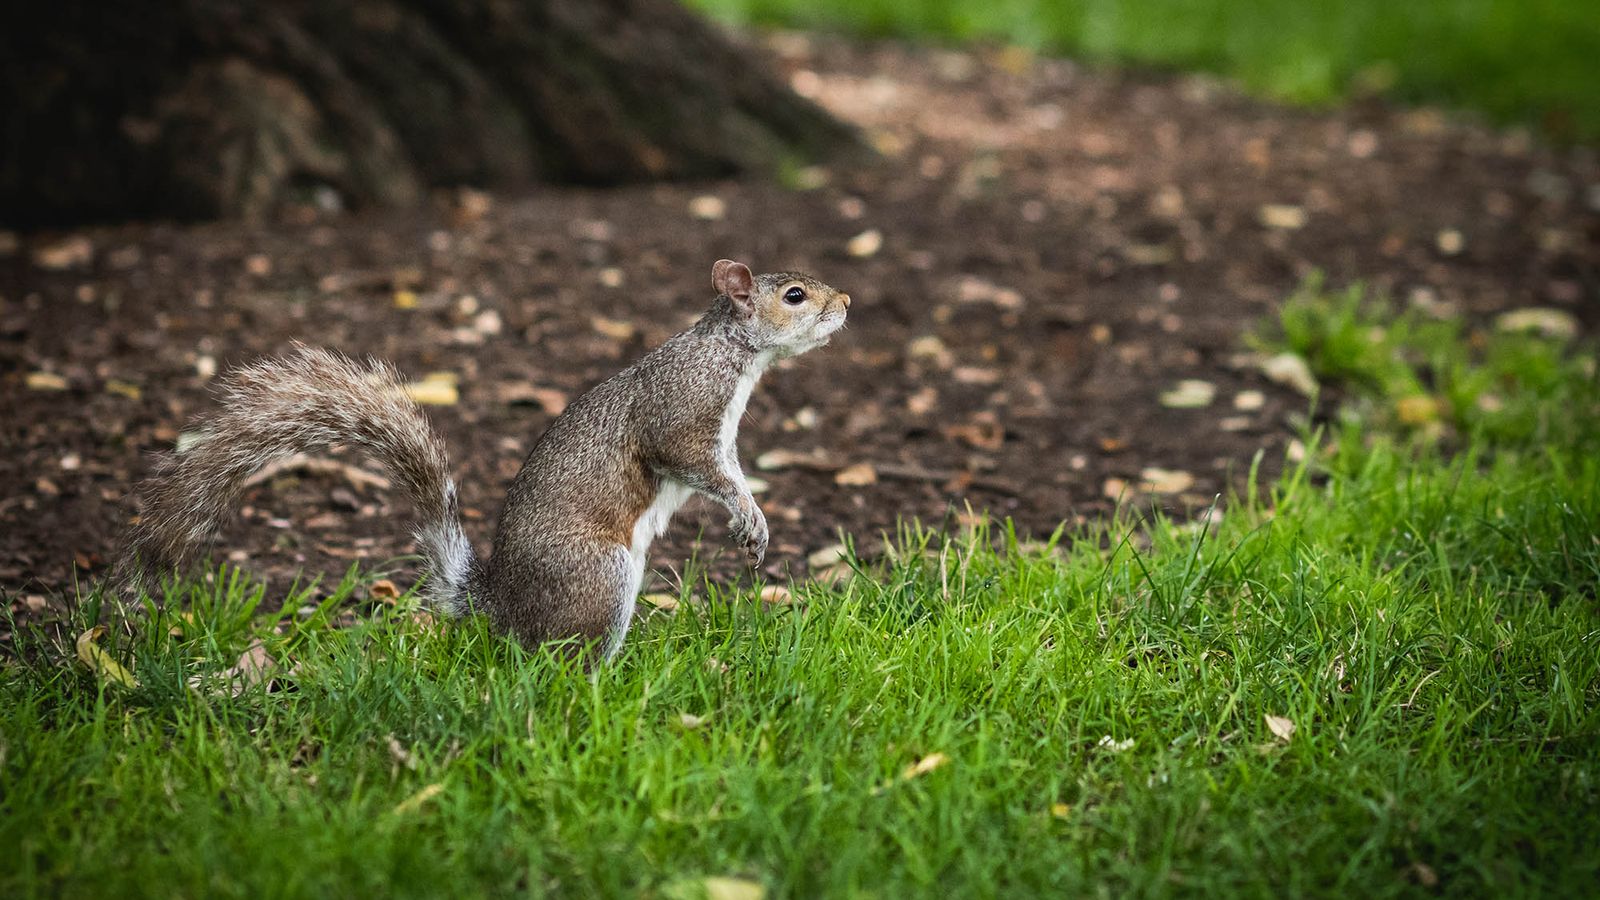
(3, 34, 1597, 615)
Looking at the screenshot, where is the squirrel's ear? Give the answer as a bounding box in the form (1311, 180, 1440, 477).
(712, 259, 754, 315)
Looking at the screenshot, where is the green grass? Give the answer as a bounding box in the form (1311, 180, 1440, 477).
(3, 287, 1599, 897)
(691, 0, 1600, 142)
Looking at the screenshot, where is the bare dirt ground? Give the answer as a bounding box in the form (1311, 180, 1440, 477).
(3, 34, 1596, 616)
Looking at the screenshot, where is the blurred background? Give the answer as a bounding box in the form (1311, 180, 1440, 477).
(2, 0, 1597, 594)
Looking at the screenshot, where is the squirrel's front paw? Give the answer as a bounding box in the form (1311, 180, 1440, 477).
(733, 508, 769, 568)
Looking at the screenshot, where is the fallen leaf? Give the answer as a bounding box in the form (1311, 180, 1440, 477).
(1158, 379, 1216, 408)
(104, 379, 142, 401)
(76, 626, 139, 689)
(1260, 352, 1318, 396)
(387, 734, 419, 770)
(955, 277, 1023, 309)
(944, 412, 1005, 450)
(755, 449, 834, 471)
(900, 752, 950, 780)
(1139, 467, 1195, 494)
(1435, 229, 1465, 256)
(759, 585, 794, 605)
(679, 877, 766, 900)
(392, 783, 444, 815)
(677, 712, 709, 730)
(951, 366, 1001, 385)
(1233, 390, 1265, 411)
(1265, 714, 1296, 742)
(639, 592, 680, 612)
(846, 228, 883, 258)
(807, 543, 850, 568)
(473, 310, 503, 336)
(834, 462, 878, 486)
(687, 195, 727, 221)
(1494, 307, 1579, 340)
(591, 316, 637, 341)
(25, 372, 68, 391)
(1259, 204, 1307, 230)
(905, 386, 939, 415)
(1394, 395, 1440, 425)
(404, 374, 459, 406)
(1409, 861, 1439, 888)
(369, 579, 401, 603)
(811, 563, 856, 586)
(906, 335, 953, 369)
(188, 640, 276, 697)
(32, 235, 94, 270)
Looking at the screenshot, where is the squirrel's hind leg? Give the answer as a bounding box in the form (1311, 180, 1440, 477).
(493, 543, 637, 663)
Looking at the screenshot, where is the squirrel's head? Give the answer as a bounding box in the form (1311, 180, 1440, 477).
(711, 259, 851, 357)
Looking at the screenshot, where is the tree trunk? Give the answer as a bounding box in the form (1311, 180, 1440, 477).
(0, 0, 859, 226)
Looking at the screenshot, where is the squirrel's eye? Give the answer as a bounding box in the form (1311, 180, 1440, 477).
(783, 286, 806, 305)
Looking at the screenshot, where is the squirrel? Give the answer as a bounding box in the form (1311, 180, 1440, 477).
(119, 259, 851, 661)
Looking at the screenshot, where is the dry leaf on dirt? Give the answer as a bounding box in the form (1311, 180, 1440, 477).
(1139, 467, 1195, 494)
(944, 412, 1004, 450)
(1233, 389, 1265, 411)
(834, 462, 878, 486)
(1259, 204, 1307, 230)
(846, 228, 883, 258)
(906, 335, 954, 369)
(369, 579, 401, 603)
(26, 372, 68, 391)
(76, 626, 139, 689)
(1265, 714, 1297, 742)
(591, 315, 637, 341)
(1260, 352, 1318, 396)
(1159, 379, 1216, 408)
(404, 373, 459, 406)
(687, 195, 727, 221)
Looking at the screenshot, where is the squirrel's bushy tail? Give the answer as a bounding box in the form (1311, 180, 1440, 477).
(119, 345, 479, 615)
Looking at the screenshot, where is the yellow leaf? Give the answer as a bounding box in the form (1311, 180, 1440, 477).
(639, 592, 680, 612)
(392, 783, 444, 815)
(75, 626, 139, 689)
(26, 371, 68, 391)
(900, 752, 950, 780)
(404, 375, 459, 406)
(1394, 395, 1440, 425)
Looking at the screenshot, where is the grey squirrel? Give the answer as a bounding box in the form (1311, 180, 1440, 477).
(120, 259, 851, 660)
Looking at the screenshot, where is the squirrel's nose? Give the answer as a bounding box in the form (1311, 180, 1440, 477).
(839, 293, 852, 309)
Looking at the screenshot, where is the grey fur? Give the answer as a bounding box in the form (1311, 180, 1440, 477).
(119, 262, 850, 662)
